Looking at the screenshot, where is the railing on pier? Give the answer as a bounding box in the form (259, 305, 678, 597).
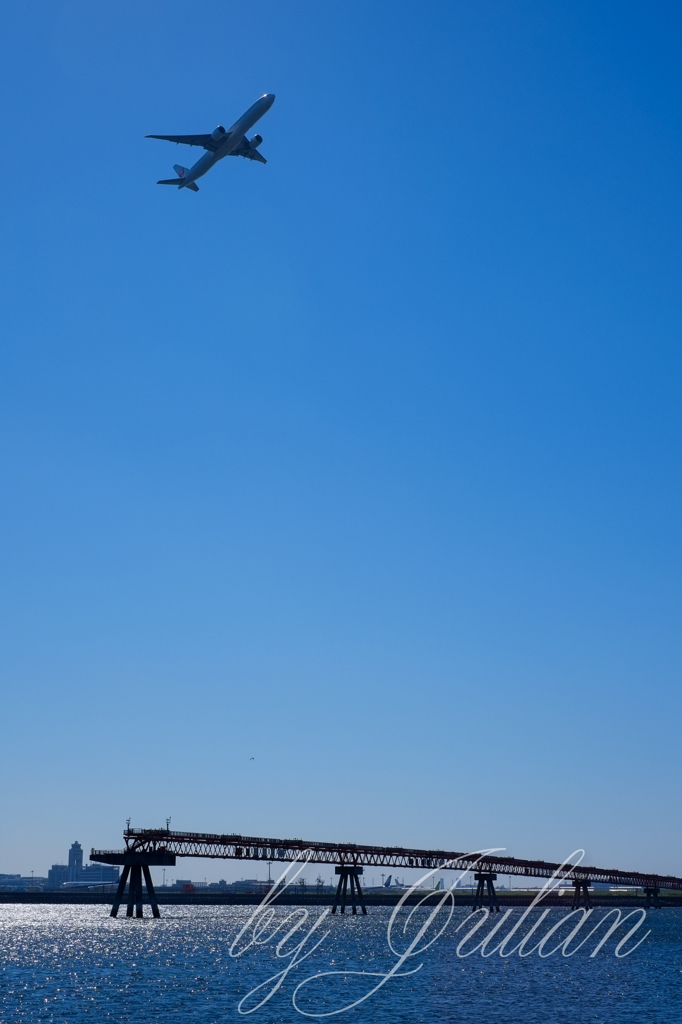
(90, 827, 682, 892)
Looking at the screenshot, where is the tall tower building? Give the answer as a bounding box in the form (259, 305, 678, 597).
(68, 841, 83, 882)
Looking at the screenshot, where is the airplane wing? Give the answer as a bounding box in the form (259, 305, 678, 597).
(229, 138, 267, 164)
(146, 134, 218, 151)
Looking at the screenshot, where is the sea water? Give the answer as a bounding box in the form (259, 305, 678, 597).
(1, 904, 681, 1022)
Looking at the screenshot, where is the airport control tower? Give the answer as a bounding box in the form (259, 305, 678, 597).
(68, 842, 83, 882)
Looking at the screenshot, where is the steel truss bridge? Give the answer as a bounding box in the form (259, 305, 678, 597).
(91, 826, 682, 918)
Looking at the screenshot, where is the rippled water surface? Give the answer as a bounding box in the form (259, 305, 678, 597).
(1, 904, 681, 1022)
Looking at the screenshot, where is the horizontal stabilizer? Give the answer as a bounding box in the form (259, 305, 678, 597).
(156, 178, 199, 192)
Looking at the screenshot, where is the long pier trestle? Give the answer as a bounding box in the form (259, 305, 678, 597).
(90, 826, 682, 920)
(332, 866, 367, 915)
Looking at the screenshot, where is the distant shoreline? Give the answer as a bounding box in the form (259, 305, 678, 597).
(2, 891, 681, 908)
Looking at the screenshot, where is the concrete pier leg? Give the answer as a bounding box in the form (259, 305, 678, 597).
(644, 886, 660, 909)
(355, 871, 368, 915)
(143, 865, 161, 919)
(331, 872, 344, 914)
(486, 876, 500, 912)
(340, 872, 348, 913)
(111, 865, 130, 918)
(349, 872, 357, 914)
(572, 881, 591, 908)
(332, 867, 367, 915)
(126, 866, 136, 917)
(133, 866, 144, 917)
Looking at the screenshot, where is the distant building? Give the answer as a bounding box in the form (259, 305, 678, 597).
(46, 842, 119, 888)
(68, 842, 84, 882)
(2, 841, 118, 891)
(0, 874, 22, 891)
(0, 874, 47, 891)
(226, 879, 272, 893)
(170, 878, 272, 893)
(79, 863, 120, 884)
(48, 865, 69, 887)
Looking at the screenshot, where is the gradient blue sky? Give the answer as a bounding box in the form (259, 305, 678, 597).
(1, 1, 680, 884)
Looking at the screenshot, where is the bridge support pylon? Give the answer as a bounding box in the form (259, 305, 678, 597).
(644, 886, 661, 909)
(332, 866, 367, 915)
(110, 863, 161, 918)
(571, 881, 592, 909)
(473, 872, 500, 912)
(91, 849, 175, 919)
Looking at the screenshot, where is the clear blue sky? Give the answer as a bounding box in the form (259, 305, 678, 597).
(1, 1, 680, 884)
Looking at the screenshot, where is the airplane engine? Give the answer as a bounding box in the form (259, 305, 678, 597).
(211, 125, 227, 141)
(249, 134, 263, 149)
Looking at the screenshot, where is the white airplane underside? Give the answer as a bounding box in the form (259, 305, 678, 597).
(147, 93, 275, 192)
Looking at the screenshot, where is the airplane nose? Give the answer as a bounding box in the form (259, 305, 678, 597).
(263, 93, 275, 108)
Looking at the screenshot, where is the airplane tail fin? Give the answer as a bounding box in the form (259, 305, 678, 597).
(170, 165, 199, 190)
(384, 875, 392, 888)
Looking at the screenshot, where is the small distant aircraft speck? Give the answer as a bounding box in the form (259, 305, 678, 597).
(147, 93, 275, 192)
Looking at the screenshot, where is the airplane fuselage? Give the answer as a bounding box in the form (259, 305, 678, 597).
(179, 94, 275, 187)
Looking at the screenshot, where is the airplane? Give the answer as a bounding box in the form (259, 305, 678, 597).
(365, 875, 400, 892)
(147, 93, 275, 192)
(61, 880, 118, 889)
